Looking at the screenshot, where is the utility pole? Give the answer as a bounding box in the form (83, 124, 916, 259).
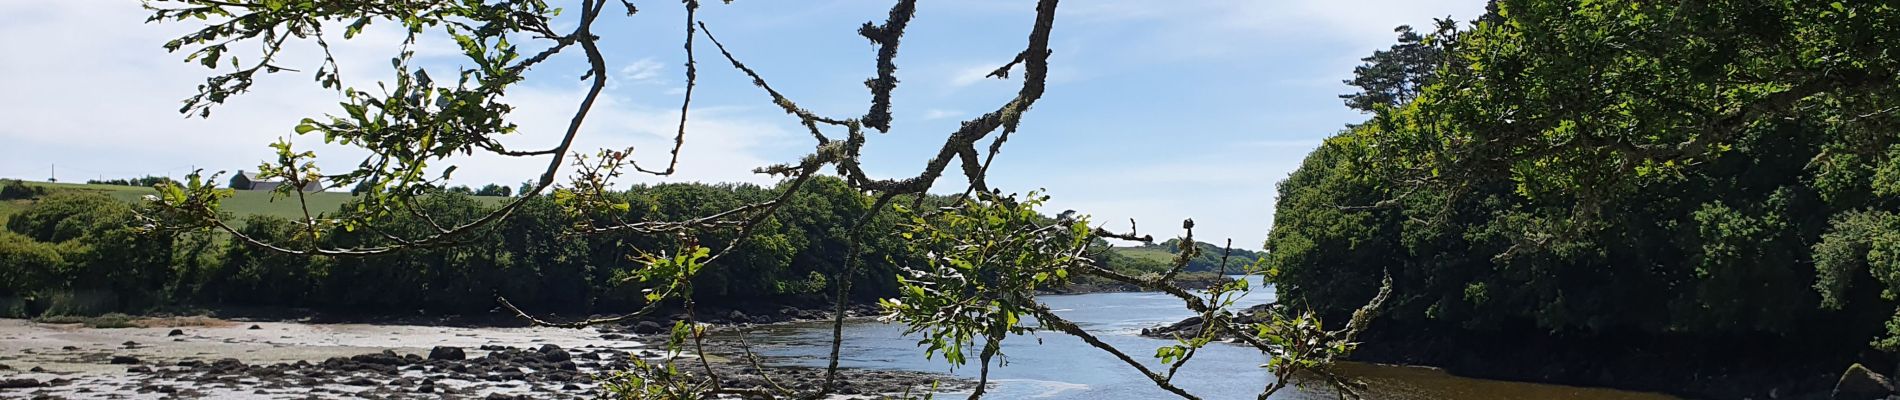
(48, 164, 56, 183)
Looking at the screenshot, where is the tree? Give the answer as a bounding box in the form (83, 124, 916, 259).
(475, 183, 512, 197)
(1268, 1, 1900, 395)
(1340, 20, 1460, 113)
(134, 1, 1388, 399)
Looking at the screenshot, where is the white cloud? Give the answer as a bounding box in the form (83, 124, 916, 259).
(945, 62, 1088, 90)
(948, 65, 1001, 88)
(0, 1, 791, 190)
(619, 57, 667, 83)
(478, 84, 796, 187)
(921, 109, 962, 120)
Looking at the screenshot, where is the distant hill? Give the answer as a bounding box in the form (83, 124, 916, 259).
(1105, 238, 1263, 274)
(0, 181, 508, 225)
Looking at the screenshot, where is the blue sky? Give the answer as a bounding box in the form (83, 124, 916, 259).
(0, 0, 1486, 249)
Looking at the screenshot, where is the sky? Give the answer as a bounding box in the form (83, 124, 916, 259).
(0, 0, 1486, 250)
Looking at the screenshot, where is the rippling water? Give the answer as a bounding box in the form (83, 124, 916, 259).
(731, 277, 1676, 400)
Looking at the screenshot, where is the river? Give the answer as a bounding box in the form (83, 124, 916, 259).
(731, 277, 1676, 400)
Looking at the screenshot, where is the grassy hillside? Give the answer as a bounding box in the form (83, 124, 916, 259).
(2, 181, 506, 225)
(1105, 239, 1263, 274)
(1114, 246, 1177, 264)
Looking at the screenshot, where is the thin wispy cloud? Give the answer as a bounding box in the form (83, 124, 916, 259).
(620, 57, 667, 83)
(921, 109, 963, 120)
(948, 65, 1002, 88)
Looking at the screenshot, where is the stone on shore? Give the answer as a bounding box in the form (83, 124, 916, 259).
(429, 346, 466, 361)
(0, 378, 42, 389)
(1833, 363, 1895, 400)
(633, 321, 666, 334)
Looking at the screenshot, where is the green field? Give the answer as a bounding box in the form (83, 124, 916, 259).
(2, 181, 507, 225)
(1113, 246, 1177, 264)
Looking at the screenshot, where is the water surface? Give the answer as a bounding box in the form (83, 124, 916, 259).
(734, 278, 1675, 400)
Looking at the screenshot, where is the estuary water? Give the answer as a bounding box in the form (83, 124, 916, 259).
(733, 277, 1676, 400)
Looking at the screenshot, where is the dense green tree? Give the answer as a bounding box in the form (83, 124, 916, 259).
(1267, 1, 1900, 394)
(201, 215, 321, 306)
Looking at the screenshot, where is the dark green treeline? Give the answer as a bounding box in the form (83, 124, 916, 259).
(0, 177, 924, 317)
(1266, 0, 1900, 395)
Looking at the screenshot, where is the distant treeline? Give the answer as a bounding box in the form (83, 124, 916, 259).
(87, 176, 176, 188)
(0, 176, 1168, 318)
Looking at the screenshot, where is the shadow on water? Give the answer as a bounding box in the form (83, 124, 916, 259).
(729, 277, 1676, 400)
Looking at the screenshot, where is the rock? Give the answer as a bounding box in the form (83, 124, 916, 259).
(60, 345, 78, 351)
(29, 366, 45, 372)
(248, 324, 262, 330)
(167, 329, 185, 337)
(633, 321, 666, 334)
(1835, 363, 1896, 400)
(429, 346, 466, 361)
(343, 377, 376, 386)
(538, 344, 572, 362)
(350, 351, 406, 366)
(121, 341, 139, 347)
(110, 355, 141, 364)
(729, 310, 751, 323)
(211, 358, 247, 372)
(0, 378, 41, 389)
(127, 366, 152, 373)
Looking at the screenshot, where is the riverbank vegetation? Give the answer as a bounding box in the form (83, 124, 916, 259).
(1266, 1, 1900, 397)
(0, 177, 1223, 319)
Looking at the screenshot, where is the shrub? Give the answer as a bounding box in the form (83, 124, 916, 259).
(0, 179, 46, 200)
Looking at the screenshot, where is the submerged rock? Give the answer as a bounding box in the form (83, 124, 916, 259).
(109, 355, 141, 365)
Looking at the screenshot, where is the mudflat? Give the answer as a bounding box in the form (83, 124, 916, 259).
(0, 318, 961, 399)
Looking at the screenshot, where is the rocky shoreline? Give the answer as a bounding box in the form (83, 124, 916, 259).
(1042, 274, 1234, 295)
(0, 318, 970, 399)
(1138, 303, 1274, 340)
(2, 284, 1237, 399)
(3, 345, 963, 399)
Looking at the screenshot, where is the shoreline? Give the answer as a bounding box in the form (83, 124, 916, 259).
(0, 282, 1231, 399)
(0, 318, 971, 399)
(73, 277, 1227, 330)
